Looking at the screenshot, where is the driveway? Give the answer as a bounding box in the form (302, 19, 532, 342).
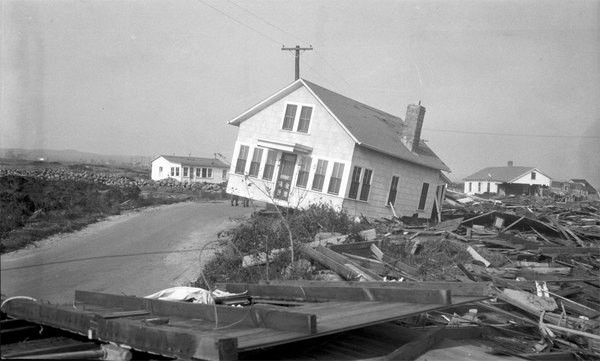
(1, 201, 256, 304)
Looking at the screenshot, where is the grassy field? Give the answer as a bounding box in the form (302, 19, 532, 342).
(0, 159, 226, 254)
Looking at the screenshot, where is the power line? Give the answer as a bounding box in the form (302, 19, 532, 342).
(196, 0, 282, 46)
(225, 0, 308, 45)
(216, 0, 360, 96)
(423, 128, 600, 139)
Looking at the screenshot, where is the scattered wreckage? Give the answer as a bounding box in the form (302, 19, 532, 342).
(1, 192, 599, 360)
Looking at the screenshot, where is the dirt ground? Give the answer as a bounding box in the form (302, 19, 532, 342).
(1, 201, 256, 304)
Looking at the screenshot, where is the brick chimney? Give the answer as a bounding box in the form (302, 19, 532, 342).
(402, 102, 426, 152)
(507, 161, 514, 167)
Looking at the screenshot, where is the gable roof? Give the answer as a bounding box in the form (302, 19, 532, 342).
(463, 166, 540, 182)
(228, 79, 450, 172)
(571, 179, 599, 195)
(152, 155, 229, 168)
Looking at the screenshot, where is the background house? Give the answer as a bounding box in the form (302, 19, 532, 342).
(463, 161, 552, 196)
(151, 155, 229, 184)
(226, 79, 450, 220)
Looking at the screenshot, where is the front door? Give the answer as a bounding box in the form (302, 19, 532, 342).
(274, 153, 297, 201)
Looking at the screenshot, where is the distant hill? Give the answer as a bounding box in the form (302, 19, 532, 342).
(0, 148, 152, 167)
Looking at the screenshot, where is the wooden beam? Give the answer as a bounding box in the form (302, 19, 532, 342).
(299, 244, 370, 280)
(538, 247, 600, 257)
(216, 283, 452, 304)
(97, 317, 238, 361)
(260, 280, 492, 297)
(315, 245, 383, 281)
(75, 290, 317, 334)
(384, 326, 446, 360)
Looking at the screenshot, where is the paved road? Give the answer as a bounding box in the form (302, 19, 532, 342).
(1, 201, 255, 304)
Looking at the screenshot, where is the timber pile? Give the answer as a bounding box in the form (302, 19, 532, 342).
(294, 195, 599, 359)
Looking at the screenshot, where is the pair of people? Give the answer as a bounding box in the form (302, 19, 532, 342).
(230, 195, 249, 207)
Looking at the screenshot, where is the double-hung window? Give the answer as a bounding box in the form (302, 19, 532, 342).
(196, 168, 201, 177)
(348, 166, 373, 201)
(387, 176, 399, 206)
(262, 150, 277, 181)
(235, 145, 249, 174)
(327, 162, 344, 195)
(418, 183, 429, 210)
(296, 157, 312, 188)
(222, 169, 228, 180)
(311, 159, 328, 191)
(248, 148, 263, 177)
(297, 106, 312, 133)
(281, 103, 313, 133)
(359, 169, 372, 201)
(348, 167, 362, 199)
(201, 168, 213, 178)
(183, 167, 188, 177)
(282, 104, 297, 130)
(171, 167, 175, 176)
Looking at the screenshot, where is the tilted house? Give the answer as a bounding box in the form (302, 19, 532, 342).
(463, 161, 552, 196)
(151, 155, 229, 184)
(226, 79, 450, 220)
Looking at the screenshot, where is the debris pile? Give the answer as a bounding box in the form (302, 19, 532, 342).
(291, 193, 600, 359)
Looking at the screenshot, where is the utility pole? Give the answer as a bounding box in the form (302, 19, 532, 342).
(281, 45, 313, 80)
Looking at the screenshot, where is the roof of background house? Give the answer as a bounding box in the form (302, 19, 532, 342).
(152, 155, 229, 168)
(571, 179, 599, 194)
(463, 166, 539, 182)
(229, 79, 450, 172)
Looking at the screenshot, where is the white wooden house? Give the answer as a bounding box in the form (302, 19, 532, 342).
(463, 161, 552, 196)
(151, 155, 229, 184)
(225, 79, 451, 220)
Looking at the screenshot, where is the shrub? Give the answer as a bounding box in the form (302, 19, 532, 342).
(192, 204, 373, 289)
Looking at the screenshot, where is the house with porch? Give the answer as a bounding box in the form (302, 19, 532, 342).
(463, 162, 552, 196)
(225, 79, 451, 220)
(151, 155, 229, 184)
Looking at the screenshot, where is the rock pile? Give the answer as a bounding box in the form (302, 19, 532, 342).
(0, 167, 226, 193)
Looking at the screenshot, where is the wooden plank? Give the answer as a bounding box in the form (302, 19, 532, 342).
(315, 245, 383, 281)
(383, 326, 446, 360)
(98, 317, 238, 361)
(500, 215, 525, 233)
(1, 341, 99, 358)
(549, 291, 600, 319)
(538, 247, 600, 257)
(370, 244, 420, 276)
(261, 280, 492, 297)
(330, 240, 381, 258)
(76, 290, 316, 334)
(216, 283, 451, 304)
(431, 217, 463, 232)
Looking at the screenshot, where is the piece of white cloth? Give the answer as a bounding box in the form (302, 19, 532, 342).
(145, 286, 236, 304)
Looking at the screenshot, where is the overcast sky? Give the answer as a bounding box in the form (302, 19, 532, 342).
(2, 0, 599, 186)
